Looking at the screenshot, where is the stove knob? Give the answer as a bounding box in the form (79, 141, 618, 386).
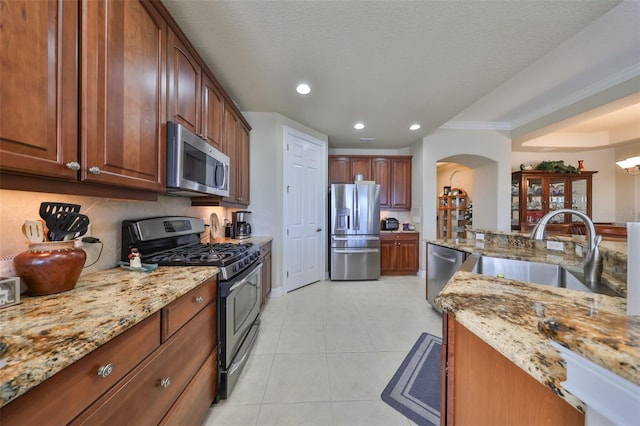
(233, 264, 240, 272)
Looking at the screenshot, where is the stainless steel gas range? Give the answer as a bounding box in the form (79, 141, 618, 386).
(121, 216, 262, 400)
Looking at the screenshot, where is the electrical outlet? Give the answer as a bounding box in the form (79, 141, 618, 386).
(575, 245, 584, 257)
(475, 241, 485, 249)
(476, 233, 484, 240)
(85, 224, 92, 238)
(546, 241, 564, 251)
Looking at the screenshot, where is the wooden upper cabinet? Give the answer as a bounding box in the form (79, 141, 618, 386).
(328, 156, 372, 184)
(201, 74, 224, 151)
(81, 0, 166, 191)
(167, 30, 201, 134)
(351, 158, 372, 181)
(371, 158, 391, 207)
(224, 108, 240, 201)
(237, 124, 251, 205)
(328, 157, 351, 184)
(168, 30, 224, 153)
(221, 108, 250, 206)
(329, 155, 412, 210)
(390, 158, 411, 209)
(0, 0, 78, 179)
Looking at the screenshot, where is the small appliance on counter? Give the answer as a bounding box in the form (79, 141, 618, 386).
(232, 210, 252, 239)
(381, 217, 399, 231)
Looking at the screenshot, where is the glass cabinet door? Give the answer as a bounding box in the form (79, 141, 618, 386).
(547, 178, 565, 223)
(511, 179, 520, 228)
(572, 177, 588, 216)
(525, 177, 543, 225)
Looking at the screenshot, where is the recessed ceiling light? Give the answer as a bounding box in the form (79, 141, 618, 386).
(296, 83, 311, 95)
(354, 122, 365, 130)
(409, 124, 421, 131)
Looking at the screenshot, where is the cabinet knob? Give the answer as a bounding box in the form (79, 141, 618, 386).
(316, 228, 321, 232)
(65, 161, 81, 171)
(159, 377, 171, 388)
(97, 363, 114, 378)
(88, 166, 101, 175)
(195, 296, 204, 304)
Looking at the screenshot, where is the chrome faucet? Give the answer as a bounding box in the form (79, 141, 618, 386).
(530, 209, 603, 284)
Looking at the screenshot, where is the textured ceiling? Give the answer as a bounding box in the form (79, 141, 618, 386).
(161, 0, 634, 150)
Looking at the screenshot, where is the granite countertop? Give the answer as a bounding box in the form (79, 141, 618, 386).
(0, 265, 219, 408)
(428, 237, 627, 296)
(432, 237, 638, 413)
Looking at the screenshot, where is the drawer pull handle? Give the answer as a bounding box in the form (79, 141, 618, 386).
(97, 363, 114, 378)
(160, 377, 171, 388)
(195, 296, 204, 304)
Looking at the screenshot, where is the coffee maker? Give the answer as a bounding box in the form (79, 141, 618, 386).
(232, 210, 252, 239)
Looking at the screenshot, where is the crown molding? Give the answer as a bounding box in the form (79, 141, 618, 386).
(511, 63, 640, 129)
(440, 121, 512, 131)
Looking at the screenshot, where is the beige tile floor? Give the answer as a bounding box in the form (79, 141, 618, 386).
(203, 275, 443, 426)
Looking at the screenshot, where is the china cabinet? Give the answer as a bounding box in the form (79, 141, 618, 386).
(438, 189, 468, 239)
(511, 171, 596, 231)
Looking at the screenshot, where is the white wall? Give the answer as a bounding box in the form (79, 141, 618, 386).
(614, 141, 640, 222)
(243, 112, 328, 296)
(437, 163, 474, 200)
(420, 129, 512, 239)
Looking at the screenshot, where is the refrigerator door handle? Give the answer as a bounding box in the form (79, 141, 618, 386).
(354, 185, 359, 231)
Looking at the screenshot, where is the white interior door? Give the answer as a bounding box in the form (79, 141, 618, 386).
(284, 126, 325, 292)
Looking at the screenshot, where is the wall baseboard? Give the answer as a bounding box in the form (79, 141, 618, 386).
(269, 286, 286, 298)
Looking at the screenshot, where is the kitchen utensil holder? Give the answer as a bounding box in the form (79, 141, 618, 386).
(13, 241, 86, 296)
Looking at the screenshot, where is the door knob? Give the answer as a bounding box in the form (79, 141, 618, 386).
(65, 161, 81, 171)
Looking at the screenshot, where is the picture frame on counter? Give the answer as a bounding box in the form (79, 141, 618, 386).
(0, 276, 20, 309)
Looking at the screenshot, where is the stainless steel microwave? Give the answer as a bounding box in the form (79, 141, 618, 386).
(166, 121, 230, 197)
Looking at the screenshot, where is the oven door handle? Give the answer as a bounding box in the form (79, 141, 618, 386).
(228, 262, 263, 293)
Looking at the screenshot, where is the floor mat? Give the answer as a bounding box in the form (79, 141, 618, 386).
(380, 332, 441, 426)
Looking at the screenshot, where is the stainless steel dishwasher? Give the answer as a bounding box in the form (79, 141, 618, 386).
(427, 243, 466, 312)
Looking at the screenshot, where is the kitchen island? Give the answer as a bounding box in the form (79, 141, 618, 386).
(430, 230, 637, 425)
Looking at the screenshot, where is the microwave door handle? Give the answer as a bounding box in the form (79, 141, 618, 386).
(222, 163, 229, 190)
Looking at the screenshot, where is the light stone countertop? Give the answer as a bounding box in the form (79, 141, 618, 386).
(0, 265, 219, 408)
(430, 237, 638, 413)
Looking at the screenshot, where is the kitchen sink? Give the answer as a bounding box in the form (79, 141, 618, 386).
(462, 255, 621, 297)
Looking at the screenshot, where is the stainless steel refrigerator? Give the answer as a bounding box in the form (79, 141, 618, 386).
(330, 183, 381, 280)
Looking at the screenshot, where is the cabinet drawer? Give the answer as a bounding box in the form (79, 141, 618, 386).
(0, 312, 160, 426)
(160, 348, 217, 426)
(381, 232, 419, 241)
(72, 303, 216, 425)
(161, 277, 217, 341)
(259, 241, 272, 258)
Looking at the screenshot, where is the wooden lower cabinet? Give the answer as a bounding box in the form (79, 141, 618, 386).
(0, 313, 161, 426)
(73, 302, 215, 425)
(380, 233, 419, 275)
(442, 314, 584, 426)
(161, 350, 217, 425)
(260, 241, 273, 307)
(0, 278, 218, 426)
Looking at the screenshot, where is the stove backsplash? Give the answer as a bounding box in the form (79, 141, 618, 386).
(0, 189, 231, 276)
